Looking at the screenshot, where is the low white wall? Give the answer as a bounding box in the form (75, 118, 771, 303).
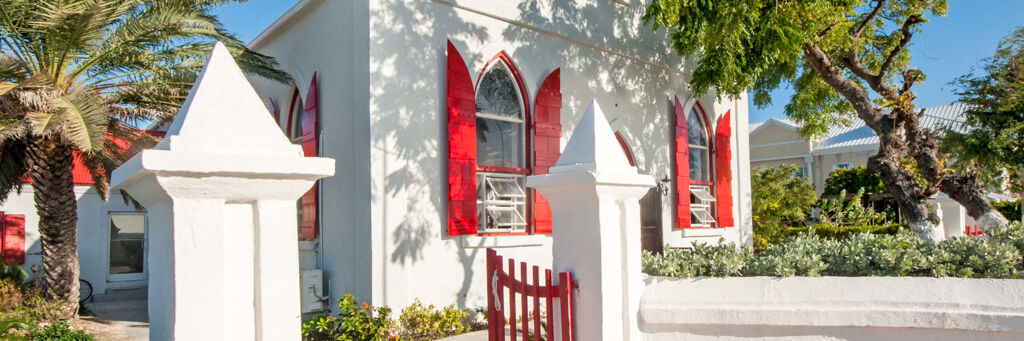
(640, 276, 1024, 341)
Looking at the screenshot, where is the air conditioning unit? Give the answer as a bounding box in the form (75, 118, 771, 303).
(300, 269, 326, 313)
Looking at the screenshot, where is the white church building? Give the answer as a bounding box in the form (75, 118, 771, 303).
(243, 0, 753, 312)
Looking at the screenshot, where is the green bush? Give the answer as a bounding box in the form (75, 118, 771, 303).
(643, 240, 752, 277)
(784, 223, 903, 240)
(30, 322, 94, 341)
(823, 166, 885, 196)
(752, 165, 818, 227)
(301, 295, 397, 341)
(643, 223, 1024, 279)
(818, 188, 889, 226)
(992, 200, 1021, 222)
(397, 299, 469, 340)
(744, 233, 827, 276)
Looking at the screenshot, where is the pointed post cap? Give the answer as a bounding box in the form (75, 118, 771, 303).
(549, 100, 636, 175)
(153, 41, 300, 156)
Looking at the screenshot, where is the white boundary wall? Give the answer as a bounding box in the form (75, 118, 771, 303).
(640, 276, 1024, 340)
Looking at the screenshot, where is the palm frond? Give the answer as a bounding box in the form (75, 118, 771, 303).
(0, 139, 29, 204)
(55, 89, 107, 153)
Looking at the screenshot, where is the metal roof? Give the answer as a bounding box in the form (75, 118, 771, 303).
(750, 103, 972, 155)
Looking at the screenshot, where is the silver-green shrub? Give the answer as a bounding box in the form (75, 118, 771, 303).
(643, 223, 1024, 279)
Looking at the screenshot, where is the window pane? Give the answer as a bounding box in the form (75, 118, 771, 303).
(110, 215, 145, 240)
(476, 117, 523, 168)
(687, 109, 707, 146)
(689, 147, 710, 181)
(476, 62, 522, 118)
(290, 98, 303, 140)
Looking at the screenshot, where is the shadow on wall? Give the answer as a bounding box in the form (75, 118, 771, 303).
(372, 0, 716, 309)
(369, 0, 487, 310)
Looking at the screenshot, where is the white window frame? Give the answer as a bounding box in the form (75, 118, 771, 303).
(107, 212, 148, 283)
(689, 185, 717, 227)
(477, 172, 528, 233)
(475, 60, 529, 234)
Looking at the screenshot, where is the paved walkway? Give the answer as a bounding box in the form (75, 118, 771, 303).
(83, 290, 149, 341)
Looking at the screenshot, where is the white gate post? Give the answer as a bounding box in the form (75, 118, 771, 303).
(527, 100, 653, 341)
(111, 42, 334, 341)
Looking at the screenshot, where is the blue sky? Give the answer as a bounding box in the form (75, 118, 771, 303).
(214, 1, 1024, 123)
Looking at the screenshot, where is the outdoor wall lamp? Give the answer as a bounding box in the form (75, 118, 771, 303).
(657, 175, 672, 197)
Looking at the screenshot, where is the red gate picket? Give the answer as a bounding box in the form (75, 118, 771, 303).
(486, 248, 574, 341)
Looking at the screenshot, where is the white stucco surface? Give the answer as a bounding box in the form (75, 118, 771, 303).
(248, 0, 754, 312)
(530, 100, 654, 340)
(112, 43, 334, 340)
(640, 276, 1024, 340)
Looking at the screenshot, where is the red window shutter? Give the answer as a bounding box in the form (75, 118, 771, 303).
(447, 41, 478, 236)
(532, 69, 562, 234)
(2, 213, 26, 265)
(674, 96, 691, 229)
(715, 110, 735, 227)
(299, 73, 320, 240)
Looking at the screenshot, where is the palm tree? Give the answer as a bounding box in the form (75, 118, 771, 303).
(0, 0, 289, 318)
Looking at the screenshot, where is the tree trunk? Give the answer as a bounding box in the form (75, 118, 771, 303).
(26, 138, 81, 318)
(868, 135, 943, 242)
(1019, 167, 1024, 226)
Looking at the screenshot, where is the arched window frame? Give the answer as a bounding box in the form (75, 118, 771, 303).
(686, 101, 719, 227)
(286, 86, 303, 143)
(473, 52, 533, 234)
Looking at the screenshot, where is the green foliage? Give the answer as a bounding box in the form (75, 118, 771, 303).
(0, 315, 29, 340)
(823, 166, 885, 196)
(397, 299, 469, 340)
(785, 223, 903, 240)
(751, 165, 818, 227)
(301, 295, 397, 341)
(744, 233, 827, 276)
(991, 200, 1021, 223)
(642, 240, 752, 278)
(819, 188, 889, 226)
(642, 0, 948, 139)
(29, 322, 93, 341)
(644, 223, 1024, 279)
(943, 27, 1024, 195)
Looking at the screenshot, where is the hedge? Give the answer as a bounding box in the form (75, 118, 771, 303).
(644, 223, 1024, 279)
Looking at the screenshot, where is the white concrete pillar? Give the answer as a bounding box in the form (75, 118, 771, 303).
(111, 43, 334, 341)
(527, 100, 653, 341)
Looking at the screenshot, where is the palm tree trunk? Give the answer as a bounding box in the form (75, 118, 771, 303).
(26, 138, 80, 318)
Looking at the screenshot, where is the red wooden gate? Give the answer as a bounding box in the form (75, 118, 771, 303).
(486, 248, 574, 341)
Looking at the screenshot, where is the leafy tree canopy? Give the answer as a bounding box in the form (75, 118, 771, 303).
(751, 165, 818, 227)
(644, 0, 947, 138)
(942, 27, 1024, 194)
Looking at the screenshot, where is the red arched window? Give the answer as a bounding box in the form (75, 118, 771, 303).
(675, 98, 733, 229)
(474, 53, 531, 233)
(445, 41, 562, 236)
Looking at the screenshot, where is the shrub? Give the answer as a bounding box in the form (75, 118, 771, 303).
(823, 166, 885, 196)
(784, 223, 903, 240)
(0, 278, 25, 311)
(751, 165, 818, 227)
(30, 322, 94, 341)
(397, 299, 469, 340)
(643, 240, 751, 277)
(743, 233, 827, 276)
(302, 295, 396, 341)
(818, 188, 889, 226)
(644, 223, 1024, 279)
(991, 200, 1022, 223)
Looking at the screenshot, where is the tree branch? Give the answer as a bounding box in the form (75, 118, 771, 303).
(877, 15, 924, 79)
(802, 43, 884, 127)
(853, 0, 886, 39)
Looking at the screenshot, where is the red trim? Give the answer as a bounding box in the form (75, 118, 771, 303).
(614, 131, 636, 167)
(531, 69, 561, 234)
(2, 213, 26, 265)
(447, 41, 479, 236)
(691, 180, 714, 186)
(674, 96, 692, 229)
(286, 86, 301, 139)
(715, 110, 735, 227)
(477, 166, 531, 174)
(299, 73, 320, 240)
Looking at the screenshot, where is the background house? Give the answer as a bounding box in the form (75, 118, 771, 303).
(748, 103, 1016, 237)
(243, 0, 754, 313)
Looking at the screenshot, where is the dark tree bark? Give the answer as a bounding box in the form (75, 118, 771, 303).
(26, 137, 81, 318)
